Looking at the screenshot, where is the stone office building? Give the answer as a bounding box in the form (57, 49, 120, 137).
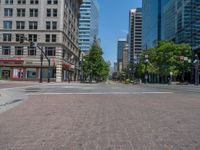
(0, 0, 82, 82)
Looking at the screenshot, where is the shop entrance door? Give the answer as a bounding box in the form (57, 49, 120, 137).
(2, 70, 10, 79)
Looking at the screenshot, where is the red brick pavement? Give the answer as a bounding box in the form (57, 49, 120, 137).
(0, 93, 200, 149)
(0, 83, 35, 89)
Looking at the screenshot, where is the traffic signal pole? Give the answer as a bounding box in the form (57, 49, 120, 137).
(19, 35, 51, 83)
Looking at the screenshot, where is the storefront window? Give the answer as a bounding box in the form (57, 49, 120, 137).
(26, 68, 37, 78)
(13, 68, 24, 78)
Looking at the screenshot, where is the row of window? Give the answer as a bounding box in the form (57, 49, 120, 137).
(1, 46, 56, 56)
(2, 34, 57, 43)
(4, 8, 58, 17)
(3, 21, 57, 30)
(3, 0, 58, 5)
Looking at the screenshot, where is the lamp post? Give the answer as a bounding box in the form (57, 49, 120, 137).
(144, 54, 149, 84)
(169, 72, 173, 84)
(40, 51, 43, 83)
(193, 54, 199, 85)
(179, 56, 192, 82)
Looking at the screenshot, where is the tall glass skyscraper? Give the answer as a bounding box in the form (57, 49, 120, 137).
(175, 0, 200, 50)
(163, 0, 176, 40)
(143, 0, 200, 54)
(163, 0, 200, 53)
(142, 0, 169, 50)
(79, 0, 99, 52)
(117, 39, 126, 72)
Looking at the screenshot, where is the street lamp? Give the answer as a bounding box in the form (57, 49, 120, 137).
(40, 52, 43, 83)
(169, 72, 173, 84)
(193, 54, 199, 85)
(144, 54, 149, 84)
(180, 56, 192, 82)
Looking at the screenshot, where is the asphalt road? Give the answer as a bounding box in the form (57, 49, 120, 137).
(0, 81, 200, 149)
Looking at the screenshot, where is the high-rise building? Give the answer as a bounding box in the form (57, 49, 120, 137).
(175, 0, 200, 51)
(79, 0, 99, 52)
(117, 39, 126, 72)
(114, 62, 118, 72)
(129, 8, 142, 64)
(163, 0, 200, 54)
(163, 0, 176, 40)
(122, 42, 129, 70)
(0, 0, 82, 82)
(142, 0, 169, 50)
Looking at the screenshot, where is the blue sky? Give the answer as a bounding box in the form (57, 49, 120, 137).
(98, 0, 142, 65)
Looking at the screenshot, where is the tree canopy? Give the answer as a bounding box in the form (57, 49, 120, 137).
(82, 41, 109, 82)
(136, 41, 192, 81)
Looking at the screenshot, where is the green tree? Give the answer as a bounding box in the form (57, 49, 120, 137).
(82, 40, 109, 82)
(137, 41, 192, 82)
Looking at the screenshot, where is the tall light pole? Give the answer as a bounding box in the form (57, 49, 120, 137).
(40, 51, 43, 83)
(144, 54, 149, 84)
(193, 54, 199, 85)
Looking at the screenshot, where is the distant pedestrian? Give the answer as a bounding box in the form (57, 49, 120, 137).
(168, 77, 171, 85)
(68, 76, 71, 83)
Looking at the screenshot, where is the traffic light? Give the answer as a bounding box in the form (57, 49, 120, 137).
(19, 35, 24, 44)
(30, 41, 34, 47)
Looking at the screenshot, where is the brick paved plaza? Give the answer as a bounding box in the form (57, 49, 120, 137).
(0, 85, 200, 150)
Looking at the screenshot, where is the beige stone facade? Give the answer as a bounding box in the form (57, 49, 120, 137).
(0, 0, 82, 82)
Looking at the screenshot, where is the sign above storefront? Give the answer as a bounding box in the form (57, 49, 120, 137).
(0, 57, 24, 63)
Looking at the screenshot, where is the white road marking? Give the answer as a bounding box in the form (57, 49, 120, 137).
(27, 92, 173, 96)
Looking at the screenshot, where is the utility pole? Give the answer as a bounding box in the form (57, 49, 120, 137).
(19, 35, 51, 83)
(40, 52, 43, 83)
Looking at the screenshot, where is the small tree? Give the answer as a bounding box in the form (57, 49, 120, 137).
(82, 39, 109, 82)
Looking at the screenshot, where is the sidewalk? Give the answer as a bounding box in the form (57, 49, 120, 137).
(140, 83, 200, 93)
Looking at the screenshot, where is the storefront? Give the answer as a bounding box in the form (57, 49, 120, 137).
(0, 58, 56, 81)
(0, 58, 24, 79)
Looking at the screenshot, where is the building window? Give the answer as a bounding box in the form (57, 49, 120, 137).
(53, 9, 57, 17)
(47, 9, 51, 17)
(47, 0, 51, 4)
(53, 0, 57, 4)
(17, 9, 26, 17)
(15, 46, 24, 55)
(52, 21, 57, 29)
(3, 21, 12, 29)
(16, 21, 25, 29)
(3, 34, 12, 41)
(18, 0, 26, 4)
(5, 0, 13, 4)
(2, 46, 11, 55)
(45, 34, 50, 42)
(27, 68, 37, 78)
(16, 34, 24, 42)
(30, 9, 38, 17)
(29, 21, 38, 29)
(28, 47, 36, 56)
(45, 47, 55, 56)
(28, 34, 37, 42)
(30, 0, 38, 4)
(46, 21, 51, 29)
(4, 8, 13, 17)
(52, 34, 56, 42)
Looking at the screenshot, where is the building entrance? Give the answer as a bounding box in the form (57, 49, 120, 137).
(2, 70, 10, 79)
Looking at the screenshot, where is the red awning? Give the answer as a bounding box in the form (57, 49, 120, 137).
(0, 58, 24, 63)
